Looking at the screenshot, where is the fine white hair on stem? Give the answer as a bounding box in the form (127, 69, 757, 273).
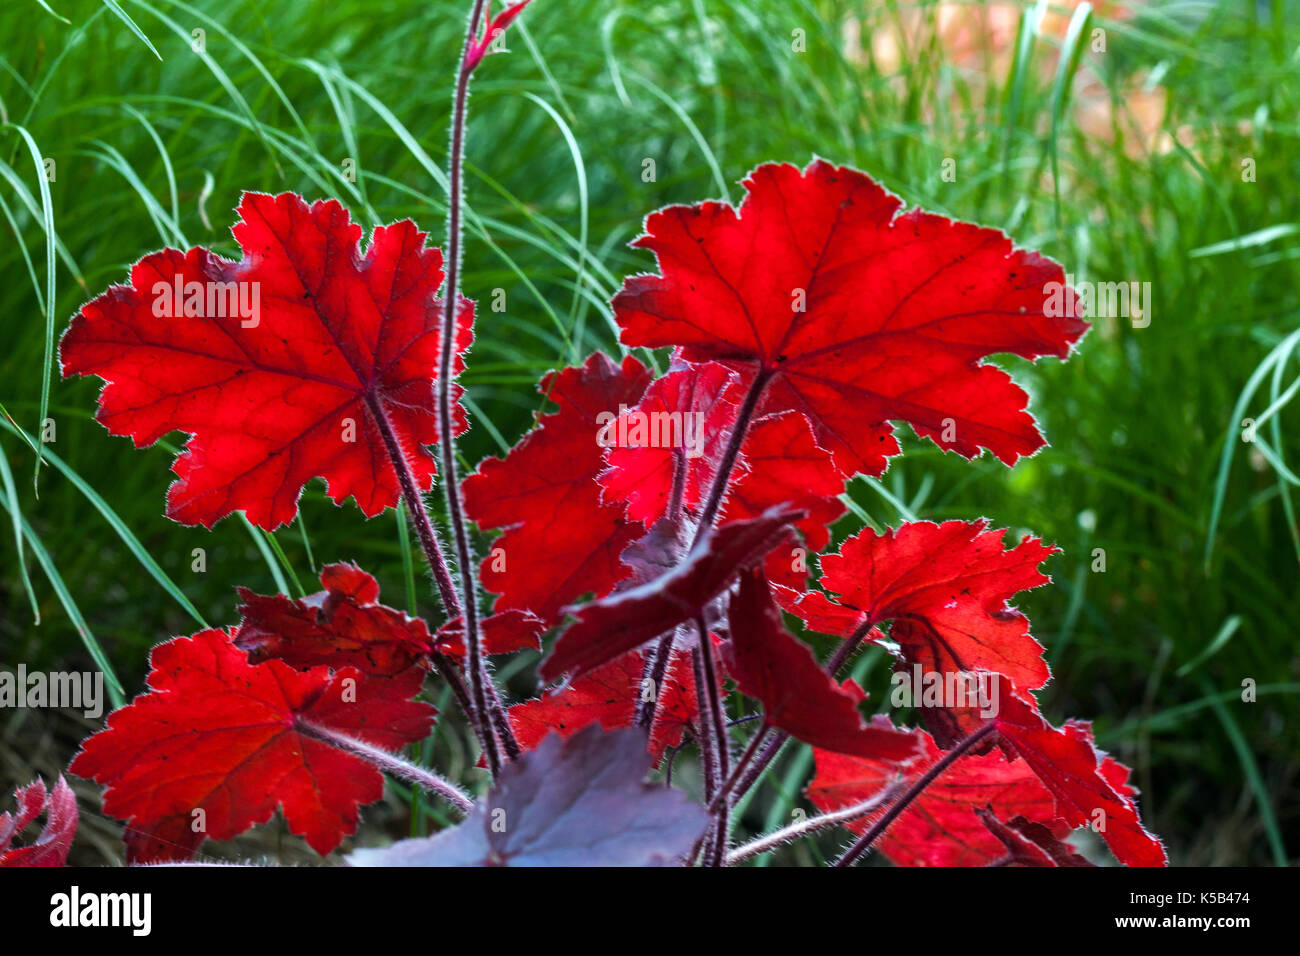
(725, 781, 904, 867)
(297, 718, 474, 814)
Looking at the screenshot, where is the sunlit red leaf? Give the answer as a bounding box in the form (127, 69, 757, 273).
(70, 629, 434, 862)
(598, 360, 738, 525)
(507, 645, 707, 763)
(723, 411, 846, 587)
(807, 724, 1065, 867)
(993, 689, 1166, 867)
(793, 519, 1056, 745)
(61, 192, 472, 530)
(435, 609, 547, 659)
(598, 362, 842, 589)
(614, 159, 1087, 477)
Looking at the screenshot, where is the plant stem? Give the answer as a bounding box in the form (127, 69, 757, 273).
(725, 782, 903, 866)
(297, 719, 475, 814)
(717, 621, 874, 812)
(834, 721, 998, 867)
(636, 632, 675, 728)
(486, 680, 521, 759)
(825, 620, 874, 677)
(634, 448, 688, 727)
(643, 368, 774, 735)
(364, 393, 461, 620)
(688, 648, 721, 865)
(667, 449, 688, 522)
(430, 650, 475, 718)
(365, 393, 493, 755)
(691, 648, 721, 801)
(439, 0, 501, 777)
(721, 728, 784, 812)
(695, 614, 729, 867)
(705, 721, 772, 815)
(689, 366, 773, 550)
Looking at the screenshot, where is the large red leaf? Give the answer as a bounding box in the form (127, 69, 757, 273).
(234, 562, 433, 677)
(0, 776, 78, 867)
(462, 352, 653, 623)
(993, 690, 1167, 867)
(807, 724, 1065, 867)
(796, 520, 1056, 745)
(61, 192, 472, 530)
(69, 628, 435, 862)
(722, 570, 917, 760)
(540, 506, 801, 681)
(614, 159, 1087, 476)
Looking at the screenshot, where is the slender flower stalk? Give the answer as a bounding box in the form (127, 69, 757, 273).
(438, 0, 501, 776)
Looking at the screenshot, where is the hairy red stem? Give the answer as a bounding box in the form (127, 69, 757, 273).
(695, 614, 730, 866)
(439, 0, 502, 776)
(297, 719, 474, 814)
(689, 366, 773, 550)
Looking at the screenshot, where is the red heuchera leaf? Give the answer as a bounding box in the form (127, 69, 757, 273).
(801, 520, 1056, 745)
(540, 506, 802, 681)
(435, 609, 547, 659)
(807, 724, 1065, 867)
(974, 807, 1094, 867)
(69, 629, 435, 862)
(234, 562, 432, 677)
(0, 776, 78, 867)
(721, 570, 917, 761)
(598, 360, 739, 525)
(614, 159, 1088, 476)
(463, 352, 653, 623)
(993, 689, 1167, 867)
(507, 645, 707, 762)
(349, 726, 708, 867)
(61, 192, 473, 530)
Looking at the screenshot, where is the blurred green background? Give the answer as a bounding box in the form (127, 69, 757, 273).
(0, 0, 1296, 865)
